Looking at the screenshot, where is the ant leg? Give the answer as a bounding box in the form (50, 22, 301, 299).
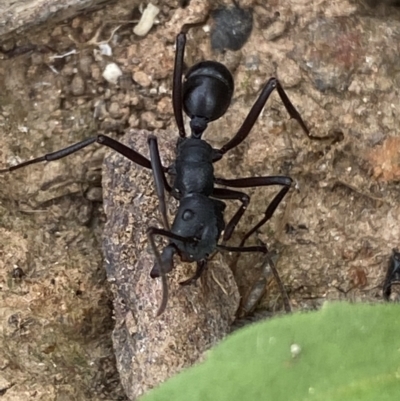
(217, 244, 268, 253)
(383, 249, 400, 301)
(216, 78, 307, 155)
(216, 176, 292, 311)
(173, 23, 207, 138)
(216, 77, 335, 157)
(147, 226, 198, 316)
(179, 260, 208, 286)
(148, 135, 172, 230)
(212, 187, 249, 242)
(0, 134, 156, 173)
(217, 244, 291, 312)
(215, 176, 292, 245)
(215, 176, 293, 313)
(173, 32, 187, 138)
(147, 227, 171, 317)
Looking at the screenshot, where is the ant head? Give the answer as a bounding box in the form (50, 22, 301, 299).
(170, 194, 226, 261)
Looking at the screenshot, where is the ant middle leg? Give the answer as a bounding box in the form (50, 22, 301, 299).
(214, 176, 292, 245)
(1, 132, 173, 231)
(211, 187, 249, 242)
(0, 134, 156, 173)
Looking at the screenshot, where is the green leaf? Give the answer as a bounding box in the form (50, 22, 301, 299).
(140, 302, 400, 401)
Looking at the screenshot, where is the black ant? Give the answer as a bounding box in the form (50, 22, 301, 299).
(0, 26, 329, 315)
(383, 249, 400, 301)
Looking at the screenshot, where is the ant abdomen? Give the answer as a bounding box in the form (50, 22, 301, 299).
(183, 61, 234, 124)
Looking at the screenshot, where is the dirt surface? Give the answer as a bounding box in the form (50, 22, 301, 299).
(1, 0, 400, 400)
(0, 0, 113, 40)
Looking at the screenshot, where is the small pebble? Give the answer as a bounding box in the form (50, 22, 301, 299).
(103, 63, 123, 85)
(70, 74, 85, 96)
(133, 3, 160, 37)
(133, 71, 152, 87)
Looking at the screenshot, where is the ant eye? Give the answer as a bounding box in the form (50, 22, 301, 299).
(182, 209, 194, 221)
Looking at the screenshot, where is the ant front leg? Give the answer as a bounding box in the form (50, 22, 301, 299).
(146, 226, 198, 316)
(0, 135, 155, 173)
(214, 178, 293, 312)
(179, 260, 208, 286)
(147, 135, 172, 230)
(216, 243, 291, 312)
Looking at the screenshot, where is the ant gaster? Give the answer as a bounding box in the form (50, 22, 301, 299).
(0, 26, 329, 315)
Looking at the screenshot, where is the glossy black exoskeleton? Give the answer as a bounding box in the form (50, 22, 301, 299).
(182, 61, 234, 134)
(0, 25, 325, 315)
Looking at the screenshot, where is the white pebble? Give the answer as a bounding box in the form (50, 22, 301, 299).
(102, 63, 123, 85)
(133, 3, 160, 37)
(99, 43, 112, 57)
